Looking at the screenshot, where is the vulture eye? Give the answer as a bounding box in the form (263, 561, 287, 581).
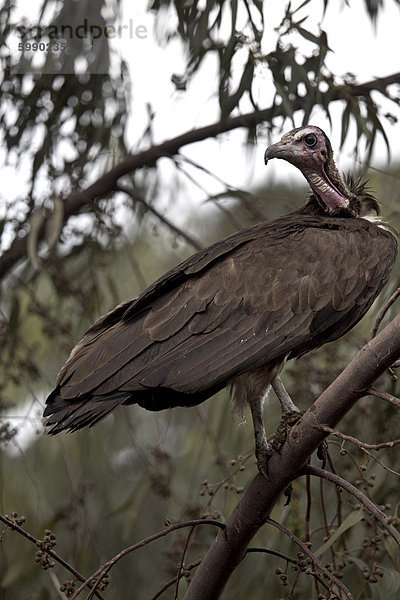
(304, 133, 317, 147)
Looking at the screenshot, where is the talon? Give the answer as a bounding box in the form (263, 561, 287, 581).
(284, 408, 304, 427)
(271, 409, 305, 454)
(272, 423, 287, 454)
(255, 442, 274, 480)
(271, 435, 283, 455)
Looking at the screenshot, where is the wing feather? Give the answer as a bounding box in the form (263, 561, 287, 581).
(45, 214, 397, 430)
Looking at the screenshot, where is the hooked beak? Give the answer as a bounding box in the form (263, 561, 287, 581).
(264, 141, 292, 165)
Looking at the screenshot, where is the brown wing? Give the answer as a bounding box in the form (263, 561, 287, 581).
(44, 215, 397, 432)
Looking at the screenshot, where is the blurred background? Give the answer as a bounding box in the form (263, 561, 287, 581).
(1, 1, 400, 598)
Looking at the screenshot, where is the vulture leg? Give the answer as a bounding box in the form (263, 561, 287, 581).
(248, 393, 273, 478)
(272, 376, 302, 453)
(272, 376, 301, 419)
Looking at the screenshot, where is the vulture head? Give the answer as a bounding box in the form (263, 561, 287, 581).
(264, 125, 379, 217)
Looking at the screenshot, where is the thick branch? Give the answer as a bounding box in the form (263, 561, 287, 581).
(184, 313, 400, 599)
(1, 73, 399, 281)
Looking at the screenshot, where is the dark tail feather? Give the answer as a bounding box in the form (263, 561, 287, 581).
(44, 388, 134, 434)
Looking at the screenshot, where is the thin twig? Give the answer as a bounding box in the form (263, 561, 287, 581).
(322, 426, 400, 478)
(206, 196, 245, 231)
(0, 514, 105, 600)
(172, 160, 246, 231)
(320, 471, 330, 541)
(305, 470, 311, 543)
(174, 526, 195, 600)
(117, 185, 203, 251)
(70, 519, 225, 600)
(85, 562, 113, 600)
(288, 564, 301, 600)
(235, 191, 269, 221)
(199, 451, 254, 515)
(322, 425, 400, 451)
(370, 286, 400, 339)
(326, 449, 346, 563)
(328, 440, 371, 498)
(174, 153, 268, 221)
(265, 518, 354, 600)
(305, 466, 400, 547)
(246, 547, 333, 596)
(246, 547, 298, 564)
(149, 559, 202, 600)
(367, 387, 400, 409)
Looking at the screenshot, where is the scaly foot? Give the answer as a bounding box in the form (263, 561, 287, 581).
(255, 439, 275, 479)
(272, 408, 304, 455)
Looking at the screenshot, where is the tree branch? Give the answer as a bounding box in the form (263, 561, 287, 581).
(0, 514, 105, 600)
(70, 519, 225, 600)
(367, 386, 400, 409)
(265, 517, 354, 600)
(149, 559, 202, 600)
(184, 313, 400, 599)
(370, 286, 400, 339)
(1, 73, 399, 282)
(322, 425, 400, 451)
(245, 546, 298, 564)
(305, 465, 400, 545)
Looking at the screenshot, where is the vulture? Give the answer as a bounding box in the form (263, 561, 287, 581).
(44, 125, 397, 474)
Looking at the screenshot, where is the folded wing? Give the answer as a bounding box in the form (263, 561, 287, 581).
(44, 215, 396, 432)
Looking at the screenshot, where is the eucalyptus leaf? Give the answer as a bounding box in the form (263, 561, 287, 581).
(295, 25, 322, 45)
(384, 536, 400, 567)
(375, 567, 400, 598)
(8, 296, 20, 331)
(314, 509, 364, 557)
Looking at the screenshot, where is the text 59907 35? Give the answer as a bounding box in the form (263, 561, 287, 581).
(18, 40, 67, 52)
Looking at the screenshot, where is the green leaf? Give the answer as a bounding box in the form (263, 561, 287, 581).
(340, 102, 351, 148)
(292, 0, 313, 14)
(296, 25, 322, 45)
(314, 509, 364, 557)
(8, 296, 20, 331)
(350, 556, 369, 571)
(375, 567, 400, 598)
(221, 52, 254, 119)
(384, 536, 400, 567)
